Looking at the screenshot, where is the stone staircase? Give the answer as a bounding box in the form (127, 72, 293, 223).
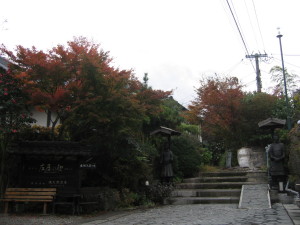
(166, 170, 268, 205)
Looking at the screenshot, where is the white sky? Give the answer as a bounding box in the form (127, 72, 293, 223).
(1, 0, 300, 107)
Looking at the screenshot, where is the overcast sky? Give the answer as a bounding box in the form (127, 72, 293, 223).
(1, 0, 300, 107)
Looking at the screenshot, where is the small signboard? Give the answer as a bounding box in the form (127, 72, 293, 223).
(21, 159, 79, 188)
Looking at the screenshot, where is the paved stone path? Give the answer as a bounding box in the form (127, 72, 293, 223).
(284, 204, 300, 225)
(76, 203, 293, 225)
(239, 184, 271, 209)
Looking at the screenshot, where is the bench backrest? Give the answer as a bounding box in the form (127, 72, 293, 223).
(3, 188, 56, 202)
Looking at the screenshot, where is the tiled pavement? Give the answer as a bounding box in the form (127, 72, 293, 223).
(72, 203, 295, 225)
(71, 183, 300, 225)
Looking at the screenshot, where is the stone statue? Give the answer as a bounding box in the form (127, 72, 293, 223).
(160, 142, 174, 183)
(268, 135, 286, 187)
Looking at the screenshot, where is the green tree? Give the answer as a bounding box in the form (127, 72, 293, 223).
(240, 92, 279, 146)
(0, 70, 34, 195)
(270, 66, 299, 96)
(171, 134, 203, 178)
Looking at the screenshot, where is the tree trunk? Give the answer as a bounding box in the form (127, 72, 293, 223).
(47, 110, 52, 128)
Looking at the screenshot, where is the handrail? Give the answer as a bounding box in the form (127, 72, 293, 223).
(285, 180, 300, 200)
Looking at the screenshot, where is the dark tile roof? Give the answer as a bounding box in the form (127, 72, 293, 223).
(258, 117, 286, 129)
(8, 141, 93, 156)
(150, 126, 181, 136)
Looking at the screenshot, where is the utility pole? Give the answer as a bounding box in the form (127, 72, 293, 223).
(246, 53, 268, 92)
(277, 32, 292, 130)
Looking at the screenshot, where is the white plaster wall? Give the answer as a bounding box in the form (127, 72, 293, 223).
(31, 109, 60, 127)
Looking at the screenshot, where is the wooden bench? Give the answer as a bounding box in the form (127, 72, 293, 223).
(1, 188, 56, 214)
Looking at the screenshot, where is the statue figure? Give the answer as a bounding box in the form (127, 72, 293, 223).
(268, 135, 286, 188)
(160, 142, 174, 183)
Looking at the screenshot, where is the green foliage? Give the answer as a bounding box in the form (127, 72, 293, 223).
(205, 141, 226, 166)
(159, 97, 185, 127)
(287, 126, 300, 176)
(0, 70, 34, 196)
(240, 92, 279, 146)
(171, 134, 202, 178)
(199, 147, 213, 164)
(270, 65, 299, 95)
(178, 123, 200, 136)
(218, 152, 227, 168)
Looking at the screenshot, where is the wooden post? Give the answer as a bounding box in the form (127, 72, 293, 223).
(4, 202, 8, 214)
(43, 202, 47, 215)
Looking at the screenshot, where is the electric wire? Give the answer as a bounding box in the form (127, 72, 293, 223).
(225, 0, 256, 74)
(224, 59, 244, 74)
(244, 80, 256, 86)
(272, 53, 300, 57)
(225, 0, 250, 56)
(252, 0, 266, 51)
(273, 57, 300, 70)
(244, 0, 259, 50)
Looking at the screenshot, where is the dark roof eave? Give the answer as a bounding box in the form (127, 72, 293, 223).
(8, 141, 93, 156)
(150, 126, 181, 136)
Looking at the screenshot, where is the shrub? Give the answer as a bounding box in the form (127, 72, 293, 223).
(146, 183, 174, 204)
(171, 134, 202, 178)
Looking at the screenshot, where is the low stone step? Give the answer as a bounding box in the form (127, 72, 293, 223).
(183, 176, 248, 183)
(172, 189, 241, 197)
(199, 172, 248, 177)
(166, 196, 240, 205)
(177, 182, 257, 189)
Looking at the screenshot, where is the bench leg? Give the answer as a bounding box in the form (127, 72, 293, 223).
(4, 202, 8, 214)
(43, 202, 47, 215)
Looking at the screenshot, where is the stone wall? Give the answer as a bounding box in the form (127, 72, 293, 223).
(288, 126, 300, 175)
(237, 147, 267, 169)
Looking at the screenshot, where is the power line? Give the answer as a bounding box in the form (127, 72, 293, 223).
(244, 0, 259, 50)
(224, 59, 244, 74)
(273, 57, 300, 70)
(272, 53, 300, 57)
(243, 79, 256, 87)
(251, 0, 266, 51)
(225, 0, 250, 56)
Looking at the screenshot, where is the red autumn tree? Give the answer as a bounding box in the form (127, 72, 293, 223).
(185, 75, 244, 148)
(0, 37, 114, 137)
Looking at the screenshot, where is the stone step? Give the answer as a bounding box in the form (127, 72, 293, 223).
(172, 189, 241, 197)
(199, 172, 248, 177)
(183, 176, 248, 183)
(165, 196, 240, 205)
(167, 170, 268, 206)
(177, 182, 258, 189)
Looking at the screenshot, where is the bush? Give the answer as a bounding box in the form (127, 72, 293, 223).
(199, 147, 212, 165)
(171, 134, 202, 178)
(98, 187, 121, 211)
(146, 183, 174, 204)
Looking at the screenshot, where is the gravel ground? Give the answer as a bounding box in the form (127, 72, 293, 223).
(0, 214, 84, 225)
